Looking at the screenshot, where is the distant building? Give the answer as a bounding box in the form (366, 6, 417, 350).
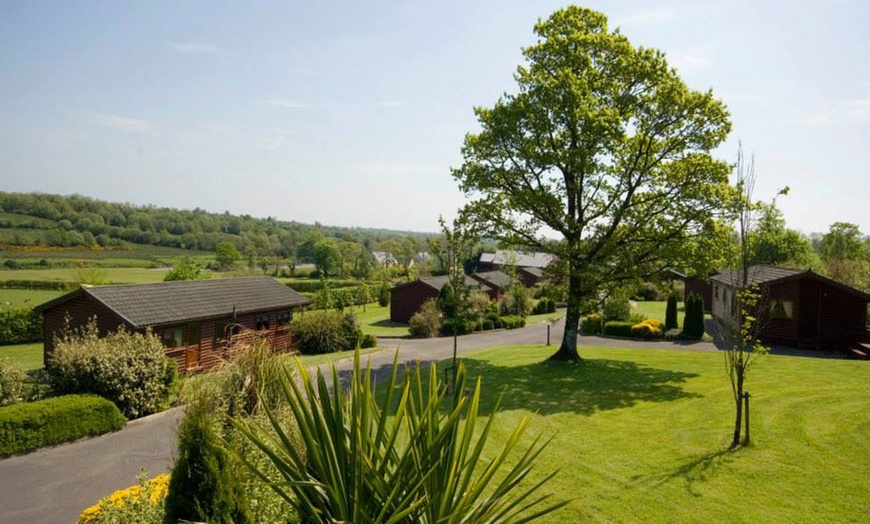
(36, 277, 309, 372)
(710, 265, 870, 352)
(390, 275, 497, 324)
(477, 250, 555, 273)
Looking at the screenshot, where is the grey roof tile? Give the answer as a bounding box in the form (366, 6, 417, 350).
(81, 276, 308, 327)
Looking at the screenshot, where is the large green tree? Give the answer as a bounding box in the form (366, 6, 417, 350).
(452, 7, 734, 361)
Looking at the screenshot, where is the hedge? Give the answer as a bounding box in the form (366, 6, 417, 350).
(0, 307, 42, 345)
(0, 279, 74, 291)
(603, 321, 635, 338)
(500, 315, 527, 329)
(581, 314, 603, 335)
(0, 394, 126, 456)
(284, 280, 376, 293)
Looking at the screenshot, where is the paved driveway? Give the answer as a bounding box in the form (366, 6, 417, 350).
(0, 318, 722, 523)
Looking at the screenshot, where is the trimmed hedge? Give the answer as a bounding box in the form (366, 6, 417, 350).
(500, 315, 527, 330)
(439, 318, 479, 336)
(0, 394, 125, 456)
(360, 333, 378, 349)
(581, 314, 603, 335)
(0, 307, 42, 345)
(0, 279, 74, 291)
(603, 321, 635, 338)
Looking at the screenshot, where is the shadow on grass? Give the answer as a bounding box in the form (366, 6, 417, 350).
(369, 319, 408, 329)
(460, 357, 701, 417)
(631, 448, 734, 497)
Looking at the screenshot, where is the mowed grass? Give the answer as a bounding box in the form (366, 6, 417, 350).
(631, 300, 670, 321)
(0, 342, 43, 370)
(440, 345, 870, 523)
(0, 288, 66, 307)
(354, 304, 411, 337)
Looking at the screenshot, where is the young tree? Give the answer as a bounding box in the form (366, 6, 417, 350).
(215, 241, 242, 270)
(720, 145, 770, 450)
(452, 7, 734, 361)
(164, 257, 207, 281)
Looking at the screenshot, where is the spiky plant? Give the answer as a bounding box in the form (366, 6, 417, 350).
(234, 352, 566, 523)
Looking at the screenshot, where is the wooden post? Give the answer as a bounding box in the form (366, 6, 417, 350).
(743, 392, 751, 446)
(547, 324, 551, 346)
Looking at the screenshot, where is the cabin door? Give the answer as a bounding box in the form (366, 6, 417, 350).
(185, 322, 201, 369)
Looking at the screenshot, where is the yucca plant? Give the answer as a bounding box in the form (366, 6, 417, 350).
(234, 352, 566, 523)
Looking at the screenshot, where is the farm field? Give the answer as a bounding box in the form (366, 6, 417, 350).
(0, 288, 65, 308)
(0, 267, 171, 284)
(447, 345, 870, 523)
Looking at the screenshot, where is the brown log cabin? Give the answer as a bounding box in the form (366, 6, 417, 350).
(35, 276, 309, 372)
(710, 265, 870, 352)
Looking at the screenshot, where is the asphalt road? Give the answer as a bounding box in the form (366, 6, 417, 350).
(0, 319, 722, 523)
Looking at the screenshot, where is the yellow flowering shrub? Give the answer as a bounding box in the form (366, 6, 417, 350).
(77, 473, 169, 524)
(631, 319, 664, 339)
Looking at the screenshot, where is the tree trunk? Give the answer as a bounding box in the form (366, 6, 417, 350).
(730, 371, 744, 449)
(549, 270, 582, 362)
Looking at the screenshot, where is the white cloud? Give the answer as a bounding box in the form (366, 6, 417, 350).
(165, 42, 224, 55)
(620, 8, 677, 28)
(264, 98, 312, 109)
(86, 113, 156, 134)
(838, 99, 870, 123)
(670, 51, 713, 73)
(792, 99, 870, 127)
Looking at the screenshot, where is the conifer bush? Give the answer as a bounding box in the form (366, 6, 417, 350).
(665, 294, 679, 331)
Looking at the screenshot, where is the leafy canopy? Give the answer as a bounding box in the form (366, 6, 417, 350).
(452, 6, 735, 360)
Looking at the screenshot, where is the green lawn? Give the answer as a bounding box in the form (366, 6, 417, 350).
(443, 345, 870, 522)
(0, 288, 65, 308)
(0, 342, 43, 370)
(631, 300, 671, 321)
(353, 304, 411, 337)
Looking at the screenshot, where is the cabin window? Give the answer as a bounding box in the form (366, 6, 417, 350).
(714, 285, 720, 300)
(277, 311, 292, 326)
(770, 299, 794, 320)
(187, 322, 200, 345)
(162, 327, 184, 348)
(256, 314, 270, 331)
(215, 321, 226, 341)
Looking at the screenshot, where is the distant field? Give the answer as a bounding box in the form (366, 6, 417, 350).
(0, 288, 65, 308)
(0, 267, 172, 284)
(1, 243, 213, 261)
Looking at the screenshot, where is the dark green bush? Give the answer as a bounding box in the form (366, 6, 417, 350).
(500, 315, 526, 329)
(439, 318, 478, 336)
(164, 398, 251, 524)
(360, 333, 378, 349)
(47, 323, 177, 419)
(0, 307, 42, 345)
(581, 313, 603, 335)
(291, 311, 361, 354)
(681, 293, 705, 339)
(0, 279, 73, 290)
(603, 321, 635, 338)
(665, 294, 679, 331)
(0, 394, 125, 456)
(481, 319, 494, 331)
(378, 282, 391, 307)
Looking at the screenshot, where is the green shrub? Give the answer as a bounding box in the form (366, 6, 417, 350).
(501, 283, 533, 318)
(440, 317, 479, 336)
(409, 299, 442, 338)
(164, 397, 251, 524)
(0, 394, 125, 456)
(77, 472, 168, 524)
(681, 293, 706, 339)
(377, 282, 391, 307)
(482, 319, 494, 330)
(500, 315, 527, 329)
(665, 294, 679, 331)
(0, 307, 42, 345)
(0, 358, 26, 406)
(602, 289, 632, 321)
(581, 313, 603, 335)
(47, 322, 177, 419)
(291, 311, 361, 354)
(603, 321, 635, 338)
(360, 333, 378, 349)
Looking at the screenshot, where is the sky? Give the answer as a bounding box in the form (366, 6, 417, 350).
(1, 0, 868, 236)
